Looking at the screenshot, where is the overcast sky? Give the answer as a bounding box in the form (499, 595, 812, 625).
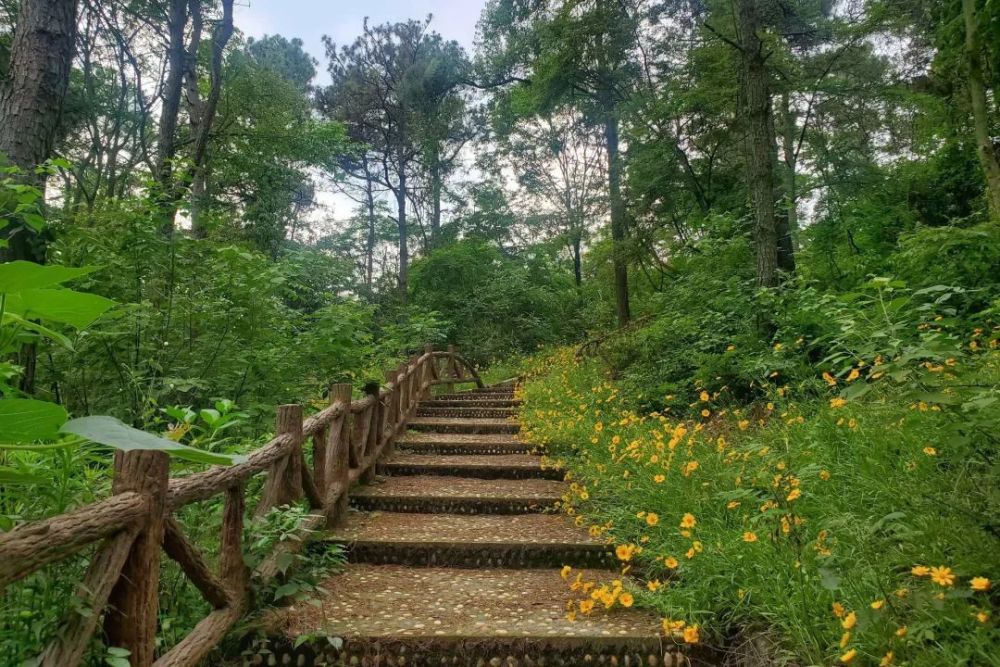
(235, 0, 487, 85)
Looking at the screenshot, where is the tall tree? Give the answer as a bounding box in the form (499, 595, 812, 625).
(500, 113, 606, 285)
(735, 0, 783, 288)
(321, 18, 468, 299)
(152, 0, 235, 235)
(0, 0, 79, 261)
(480, 0, 644, 325)
(0, 0, 78, 394)
(961, 0, 1000, 219)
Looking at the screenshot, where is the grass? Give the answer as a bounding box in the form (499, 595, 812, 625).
(517, 346, 1000, 666)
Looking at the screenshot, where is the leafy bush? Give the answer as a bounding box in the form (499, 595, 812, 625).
(409, 239, 583, 364)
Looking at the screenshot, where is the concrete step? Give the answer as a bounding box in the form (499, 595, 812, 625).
(435, 390, 516, 400)
(407, 417, 520, 435)
(325, 512, 613, 568)
(379, 453, 561, 480)
(348, 475, 563, 514)
(415, 406, 518, 419)
(396, 433, 533, 455)
(421, 398, 522, 408)
(259, 566, 692, 666)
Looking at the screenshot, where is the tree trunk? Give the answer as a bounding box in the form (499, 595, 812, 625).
(430, 145, 442, 243)
(780, 91, 799, 245)
(155, 0, 189, 234)
(603, 113, 631, 326)
(773, 95, 796, 273)
(396, 168, 409, 302)
(0, 0, 79, 262)
(0, 0, 79, 395)
(737, 0, 780, 288)
(188, 0, 234, 238)
(572, 228, 583, 287)
(962, 0, 1000, 220)
(365, 170, 376, 291)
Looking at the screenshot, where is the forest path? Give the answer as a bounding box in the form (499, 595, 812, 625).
(258, 384, 695, 666)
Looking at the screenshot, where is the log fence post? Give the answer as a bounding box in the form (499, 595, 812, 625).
(327, 383, 353, 526)
(220, 482, 248, 606)
(446, 344, 458, 393)
(256, 405, 303, 516)
(103, 449, 170, 667)
(396, 361, 409, 433)
(407, 354, 419, 414)
(383, 369, 399, 453)
(422, 344, 434, 400)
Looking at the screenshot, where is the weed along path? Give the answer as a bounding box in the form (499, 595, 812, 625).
(258, 383, 695, 666)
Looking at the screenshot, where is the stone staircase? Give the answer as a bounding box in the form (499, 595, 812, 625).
(259, 384, 694, 666)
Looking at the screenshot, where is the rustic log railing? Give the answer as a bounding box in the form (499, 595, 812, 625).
(0, 345, 484, 667)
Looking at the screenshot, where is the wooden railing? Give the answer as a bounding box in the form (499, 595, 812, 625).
(0, 345, 484, 667)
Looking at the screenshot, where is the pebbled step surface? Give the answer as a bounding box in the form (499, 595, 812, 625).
(435, 392, 516, 401)
(379, 453, 562, 479)
(407, 417, 520, 434)
(329, 511, 595, 546)
(273, 565, 664, 645)
(416, 406, 518, 419)
(421, 398, 522, 408)
(349, 475, 562, 514)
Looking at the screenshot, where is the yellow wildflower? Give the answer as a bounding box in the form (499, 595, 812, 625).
(830, 397, 847, 409)
(840, 649, 857, 664)
(664, 556, 679, 569)
(742, 531, 758, 543)
(560, 565, 572, 580)
(930, 565, 955, 587)
(679, 513, 697, 529)
(682, 625, 700, 644)
(870, 599, 885, 610)
(619, 592, 634, 607)
(880, 652, 894, 667)
(646, 512, 659, 527)
(911, 565, 930, 577)
(841, 611, 857, 630)
(786, 488, 802, 502)
(971, 577, 991, 592)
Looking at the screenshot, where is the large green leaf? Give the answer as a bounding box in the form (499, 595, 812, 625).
(2, 311, 74, 350)
(0, 261, 98, 293)
(61, 416, 246, 466)
(5, 289, 116, 329)
(0, 398, 68, 442)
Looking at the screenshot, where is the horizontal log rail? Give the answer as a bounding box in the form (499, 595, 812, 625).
(0, 344, 480, 667)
